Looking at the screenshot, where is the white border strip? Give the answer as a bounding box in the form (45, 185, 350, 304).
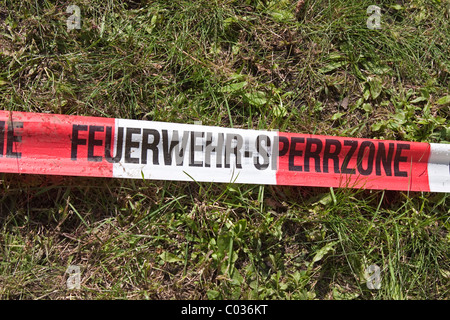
(112, 119, 277, 185)
(428, 143, 450, 192)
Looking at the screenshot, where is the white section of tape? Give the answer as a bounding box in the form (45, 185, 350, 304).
(428, 143, 450, 192)
(112, 119, 277, 185)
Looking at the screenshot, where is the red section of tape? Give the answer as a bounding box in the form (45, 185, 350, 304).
(276, 132, 431, 191)
(0, 111, 114, 177)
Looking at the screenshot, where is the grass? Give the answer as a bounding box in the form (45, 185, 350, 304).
(0, 0, 449, 299)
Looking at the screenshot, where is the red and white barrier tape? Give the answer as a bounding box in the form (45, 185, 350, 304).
(1, 111, 449, 192)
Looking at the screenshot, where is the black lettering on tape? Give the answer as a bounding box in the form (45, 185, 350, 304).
(71, 124, 88, 161)
(323, 139, 341, 174)
(357, 141, 375, 176)
(105, 126, 124, 163)
(394, 143, 410, 177)
(255, 135, 270, 170)
(205, 132, 224, 168)
(376, 142, 394, 176)
(189, 131, 204, 167)
(289, 137, 305, 172)
(87, 125, 104, 162)
(141, 129, 160, 165)
(224, 134, 243, 169)
(125, 127, 141, 164)
(176, 131, 189, 166)
(162, 129, 178, 165)
(278, 136, 289, 157)
(162, 130, 189, 166)
(304, 138, 323, 173)
(341, 140, 358, 174)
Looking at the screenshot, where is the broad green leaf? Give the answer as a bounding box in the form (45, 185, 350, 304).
(332, 286, 360, 300)
(296, 290, 316, 300)
(269, 9, 294, 22)
(363, 87, 371, 101)
(159, 251, 182, 263)
(233, 219, 247, 237)
(245, 91, 267, 106)
(217, 233, 232, 256)
(410, 96, 428, 104)
(371, 122, 384, 132)
(231, 268, 244, 286)
(317, 194, 332, 206)
(331, 112, 344, 120)
(390, 4, 403, 10)
(207, 290, 221, 300)
(393, 112, 406, 124)
(362, 103, 373, 113)
(368, 76, 383, 99)
(353, 65, 366, 81)
(420, 87, 430, 99)
(435, 116, 446, 124)
(311, 241, 337, 265)
(319, 61, 347, 74)
(354, 97, 364, 108)
(273, 103, 287, 117)
(362, 61, 391, 75)
(437, 95, 450, 105)
(219, 81, 247, 93)
(327, 52, 346, 61)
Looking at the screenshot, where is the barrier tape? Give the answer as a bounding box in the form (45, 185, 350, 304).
(1, 111, 449, 192)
